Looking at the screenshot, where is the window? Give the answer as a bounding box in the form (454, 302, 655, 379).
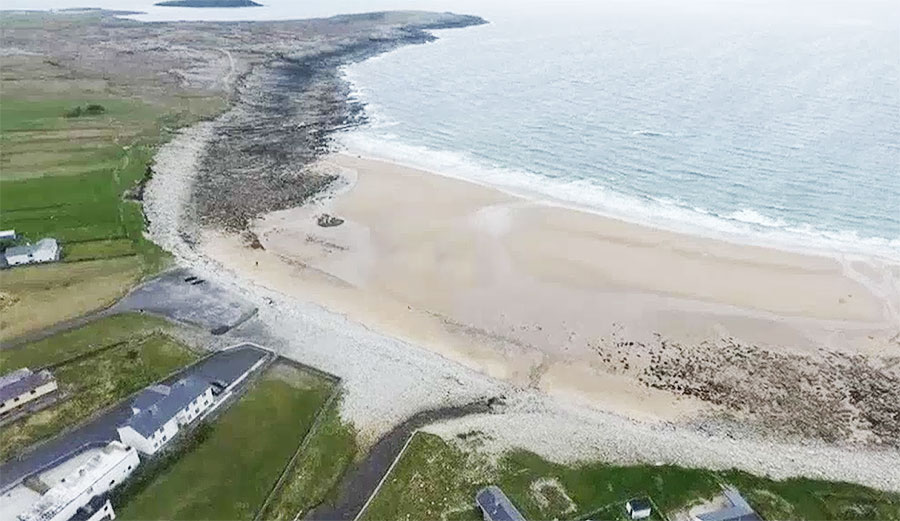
(127, 465, 132, 470)
(30, 389, 36, 394)
(13, 397, 19, 402)
(109, 480, 115, 486)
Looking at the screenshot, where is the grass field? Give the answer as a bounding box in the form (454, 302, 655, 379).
(116, 363, 335, 521)
(0, 314, 200, 460)
(260, 393, 359, 520)
(0, 50, 225, 342)
(362, 432, 900, 521)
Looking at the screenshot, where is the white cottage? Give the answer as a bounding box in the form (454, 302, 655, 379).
(117, 376, 214, 455)
(0, 368, 58, 415)
(5, 238, 60, 266)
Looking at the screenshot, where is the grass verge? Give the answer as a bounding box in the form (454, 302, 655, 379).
(116, 363, 335, 521)
(260, 392, 358, 520)
(362, 432, 900, 521)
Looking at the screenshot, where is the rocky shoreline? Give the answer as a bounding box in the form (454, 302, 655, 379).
(194, 12, 487, 231)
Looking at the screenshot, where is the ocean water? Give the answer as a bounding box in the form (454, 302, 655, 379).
(338, 0, 900, 259)
(9, 0, 899, 258)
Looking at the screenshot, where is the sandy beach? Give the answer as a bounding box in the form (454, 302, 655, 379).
(201, 153, 900, 429)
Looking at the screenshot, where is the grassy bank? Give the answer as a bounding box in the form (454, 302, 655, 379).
(116, 363, 335, 521)
(260, 394, 358, 520)
(0, 314, 199, 460)
(362, 432, 900, 521)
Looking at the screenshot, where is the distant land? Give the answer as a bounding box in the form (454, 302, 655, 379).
(154, 0, 262, 7)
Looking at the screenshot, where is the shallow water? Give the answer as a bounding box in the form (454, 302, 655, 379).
(10, 0, 899, 257)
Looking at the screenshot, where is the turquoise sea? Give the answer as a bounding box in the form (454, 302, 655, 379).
(10, 0, 899, 257)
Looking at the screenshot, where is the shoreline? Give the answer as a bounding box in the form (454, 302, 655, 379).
(201, 152, 899, 442)
(144, 116, 900, 494)
(338, 140, 900, 266)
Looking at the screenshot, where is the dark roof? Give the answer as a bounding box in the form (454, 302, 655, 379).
(122, 376, 210, 437)
(69, 493, 112, 521)
(476, 486, 526, 521)
(0, 368, 54, 403)
(130, 384, 171, 411)
(627, 498, 652, 511)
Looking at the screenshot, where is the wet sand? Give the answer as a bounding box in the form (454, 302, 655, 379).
(201, 153, 900, 424)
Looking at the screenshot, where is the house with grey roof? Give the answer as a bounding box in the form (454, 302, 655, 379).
(692, 487, 762, 521)
(0, 368, 58, 416)
(476, 486, 527, 521)
(116, 376, 213, 455)
(3, 238, 60, 267)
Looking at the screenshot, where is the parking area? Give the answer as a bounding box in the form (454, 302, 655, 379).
(112, 268, 257, 335)
(0, 344, 270, 492)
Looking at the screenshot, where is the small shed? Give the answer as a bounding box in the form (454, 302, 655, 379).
(475, 486, 527, 521)
(626, 498, 653, 520)
(0, 230, 16, 242)
(4, 238, 60, 266)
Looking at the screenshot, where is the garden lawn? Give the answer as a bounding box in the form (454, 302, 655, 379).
(362, 432, 900, 521)
(117, 364, 335, 521)
(260, 394, 358, 520)
(0, 332, 198, 460)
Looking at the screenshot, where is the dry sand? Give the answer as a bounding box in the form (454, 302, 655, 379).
(147, 127, 900, 491)
(202, 153, 900, 424)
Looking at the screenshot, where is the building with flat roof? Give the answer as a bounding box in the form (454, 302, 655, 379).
(476, 486, 527, 521)
(692, 487, 762, 521)
(117, 376, 213, 455)
(17, 441, 139, 521)
(0, 368, 58, 416)
(4, 238, 60, 267)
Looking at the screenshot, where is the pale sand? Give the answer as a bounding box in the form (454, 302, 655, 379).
(201, 153, 900, 425)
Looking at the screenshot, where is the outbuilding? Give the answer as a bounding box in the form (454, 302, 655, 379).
(475, 486, 526, 521)
(626, 498, 653, 520)
(4, 238, 60, 266)
(0, 368, 58, 416)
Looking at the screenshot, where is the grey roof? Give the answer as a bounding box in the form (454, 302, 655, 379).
(476, 486, 526, 521)
(0, 368, 55, 403)
(695, 488, 762, 521)
(130, 384, 171, 412)
(4, 238, 58, 259)
(626, 498, 652, 512)
(122, 376, 210, 437)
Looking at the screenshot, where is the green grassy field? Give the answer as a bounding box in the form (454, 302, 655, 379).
(0, 314, 200, 460)
(362, 432, 900, 521)
(260, 394, 358, 520)
(0, 48, 225, 342)
(116, 364, 335, 521)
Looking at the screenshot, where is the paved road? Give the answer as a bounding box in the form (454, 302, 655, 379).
(0, 344, 268, 492)
(307, 400, 496, 521)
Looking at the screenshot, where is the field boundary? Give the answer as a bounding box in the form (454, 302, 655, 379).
(354, 428, 418, 521)
(253, 381, 343, 521)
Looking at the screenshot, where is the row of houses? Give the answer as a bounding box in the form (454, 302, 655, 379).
(476, 485, 761, 521)
(0, 230, 61, 268)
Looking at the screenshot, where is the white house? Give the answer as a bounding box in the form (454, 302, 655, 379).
(475, 486, 526, 521)
(0, 368, 58, 416)
(117, 376, 214, 455)
(692, 487, 762, 521)
(626, 498, 653, 520)
(70, 495, 116, 521)
(17, 441, 139, 521)
(5, 238, 60, 266)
